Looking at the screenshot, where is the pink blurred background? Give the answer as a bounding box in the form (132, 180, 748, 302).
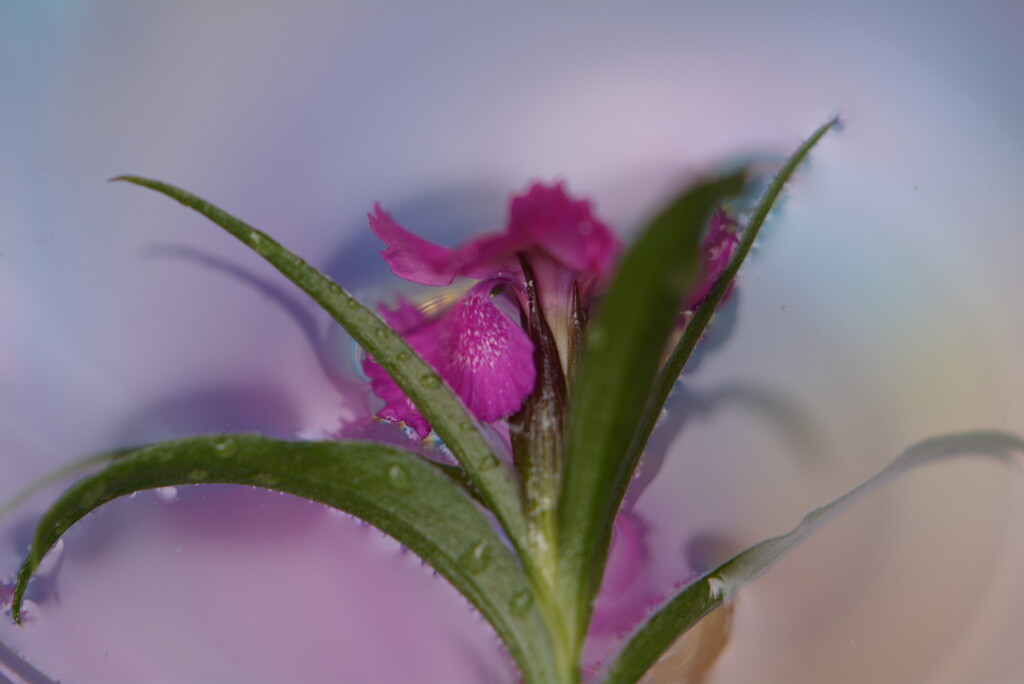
(2, 3, 1023, 682)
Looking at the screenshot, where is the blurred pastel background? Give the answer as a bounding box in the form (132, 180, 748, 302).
(2, 3, 1023, 683)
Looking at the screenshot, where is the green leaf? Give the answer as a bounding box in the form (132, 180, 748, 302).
(110, 177, 528, 555)
(557, 171, 747, 647)
(601, 430, 1024, 684)
(11, 434, 559, 684)
(625, 119, 839, 484)
(0, 446, 140, 523)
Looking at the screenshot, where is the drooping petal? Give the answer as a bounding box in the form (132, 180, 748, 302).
(681, 207, 739, 311)
(436, 285, 536, 423)
(368, 183, 619, 386)
(363, 287, 535, 437)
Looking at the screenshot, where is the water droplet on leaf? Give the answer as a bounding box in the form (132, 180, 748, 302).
(388, 464, 412, 489)
(187, 469, 210, 482)
(509, 589, 533, 615)
(459, 540, 493, 574)
(479, 454, 500, 470)
(421, 374, 442, 389)
(213, 437, 236, 457)
(80, 482, 106, 508)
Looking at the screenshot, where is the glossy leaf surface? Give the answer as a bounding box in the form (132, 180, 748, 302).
(11, 434, 558, 684)
(624, 118, 840, 485)
(112, 177, 528, 554)
(557, 171, 747, 646)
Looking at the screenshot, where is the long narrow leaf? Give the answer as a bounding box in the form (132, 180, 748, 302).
(602, 430, 1024, 684)
(0, 446, 140, 523)
(557, 172, 747, 646)
(622, 119, 839, 492)
(111, 177, 527, 552)
(10, 434, 558, 684)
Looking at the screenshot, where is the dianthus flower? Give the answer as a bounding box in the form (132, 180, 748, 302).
(363, 182, 737, 437)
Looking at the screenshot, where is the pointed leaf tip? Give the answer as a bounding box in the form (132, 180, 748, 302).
(557, 170, 748, 648)
(602, 430, 1024, 684)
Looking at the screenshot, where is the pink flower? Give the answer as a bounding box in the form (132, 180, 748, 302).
(362, 283, 536, 438)
(365, 182, 622, 436)
(363, 183, 737, 438)
(371, 183, 622, 373)
(681, 208, 739, 312)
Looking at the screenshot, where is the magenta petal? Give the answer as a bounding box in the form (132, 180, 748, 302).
(370, 184, 621, 309)
(362, 300, 444, 438)
(703, 208, 739, 282)
(363, 355, 433, 438)
(681, 208, 740, 311)
(369, 204, 460, 287)
(377, 297, 429, 331)
(507, 182, 621, 286)
(443, 230, 531, 282)
(369, 203, 531, 286)
(363, 287, 535, 436)
(437, 286, 536, 423)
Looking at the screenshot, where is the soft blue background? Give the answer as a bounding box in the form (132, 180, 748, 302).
(2, 3, 1023, 683)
